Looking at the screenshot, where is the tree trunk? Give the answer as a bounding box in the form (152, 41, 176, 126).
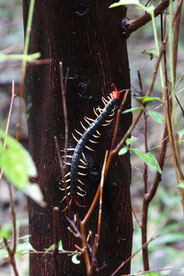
(23, 1, 133, 275)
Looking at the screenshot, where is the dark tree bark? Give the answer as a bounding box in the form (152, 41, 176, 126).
(23, 1, 133, 275)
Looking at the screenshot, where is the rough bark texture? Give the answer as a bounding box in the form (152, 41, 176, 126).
(23, 1, 133, 275)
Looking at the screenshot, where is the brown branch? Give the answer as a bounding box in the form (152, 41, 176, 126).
(0, 81, 16, 182)
(3, 237, 19, 276)
(124, 0, 171, 37)
(80, 151, 108, 276)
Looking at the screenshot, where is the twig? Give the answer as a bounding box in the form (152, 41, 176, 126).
(110, 90, 130, 151)
(0, 80, 16, 182)
(3, 237, 19, 276)
(124, 0, 170, 37)
(80, 151, 108, 276)
(53, 207, 60, 276)
(110, 236, 156, 276)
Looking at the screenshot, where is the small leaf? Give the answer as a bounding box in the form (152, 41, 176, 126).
(71, 254, 81, 264)
(58, 240, 64, 252)
(0, 129, 37, 190)
(130, 148, 161, 173)
(178, 182, 184, 189)
(142, 48, 158, 59)
(122, 106, 142, 114)
(148, 110, 165, 124)
(118, 146, 128, 156)
(134, 96, 162, 106)
(126, 136, 137, 146)
(109, 0, 140, 8)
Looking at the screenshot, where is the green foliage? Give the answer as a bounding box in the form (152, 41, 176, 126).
(133, 96, 163, 106)
(147, 110, 165, 124)
(142, 48, 158, 60)
(122, 106, 142, 114)
(0, 129, 37, 189)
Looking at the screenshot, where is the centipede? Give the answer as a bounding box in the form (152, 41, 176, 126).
(60, 84, 124, 211)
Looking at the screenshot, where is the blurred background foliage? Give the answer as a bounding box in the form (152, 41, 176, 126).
(0, 0, 184, 275)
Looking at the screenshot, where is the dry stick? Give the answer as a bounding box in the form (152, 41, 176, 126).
(110, 89, 130, 151)
(110, 236, 156, 276)
(125, 0, 171, 37)
(0, 81, 16, 182)
(80, 151, 108, 276)
(53, 207, 60, 276)
(3, 238, 19, 276)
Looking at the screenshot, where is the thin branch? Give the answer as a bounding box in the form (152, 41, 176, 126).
(0, 80, 16, 182)
(3, 237, 19, 276)
(124, 0, 170, 37)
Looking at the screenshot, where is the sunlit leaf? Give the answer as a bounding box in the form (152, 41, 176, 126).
(109, 0, 140, 8)
(0, 129, 37, 190)
(130, 148, 161, 173)
(148, 110, 165, 124)
(142, 48, 158, 59)
(118, 146, 128, 155)
(126, 136, 137, 145)
(122, 106, 142, 114)
(134, 96, 163, 106)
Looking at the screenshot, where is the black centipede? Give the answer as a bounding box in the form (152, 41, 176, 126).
(60, 85, 123, 210)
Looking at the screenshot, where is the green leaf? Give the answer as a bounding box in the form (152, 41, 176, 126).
(140, 273, 162, 276)
(0, 129, 37, 190)
(142, 48, 158, 59)
(71, 254, 81, 264)
(126, 136, 137, 146)
(134, 96, 163, 106)
(58, 240, 64, 252)
(109, 0, 140, 8)
(178, 182, 184, 189)
(148, 110, 165, 124)
(130, 148, 162, 173)
(118, 146, 128, 156)
(122, 106, 142, 114)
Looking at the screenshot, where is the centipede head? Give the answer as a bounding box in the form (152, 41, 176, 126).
(111, 83, 126, 100)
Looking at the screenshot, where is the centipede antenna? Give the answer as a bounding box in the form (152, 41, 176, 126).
(75, 129, 83, 136)
(78, 179, 86, 186)
(72, 133, 79, 142)
(89, 139, 98, 144)
(80, 121, 87, 130)
(85, 145, 95, 151)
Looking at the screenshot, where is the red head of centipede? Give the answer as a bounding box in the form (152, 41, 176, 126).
(111, 83, 124, 100)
